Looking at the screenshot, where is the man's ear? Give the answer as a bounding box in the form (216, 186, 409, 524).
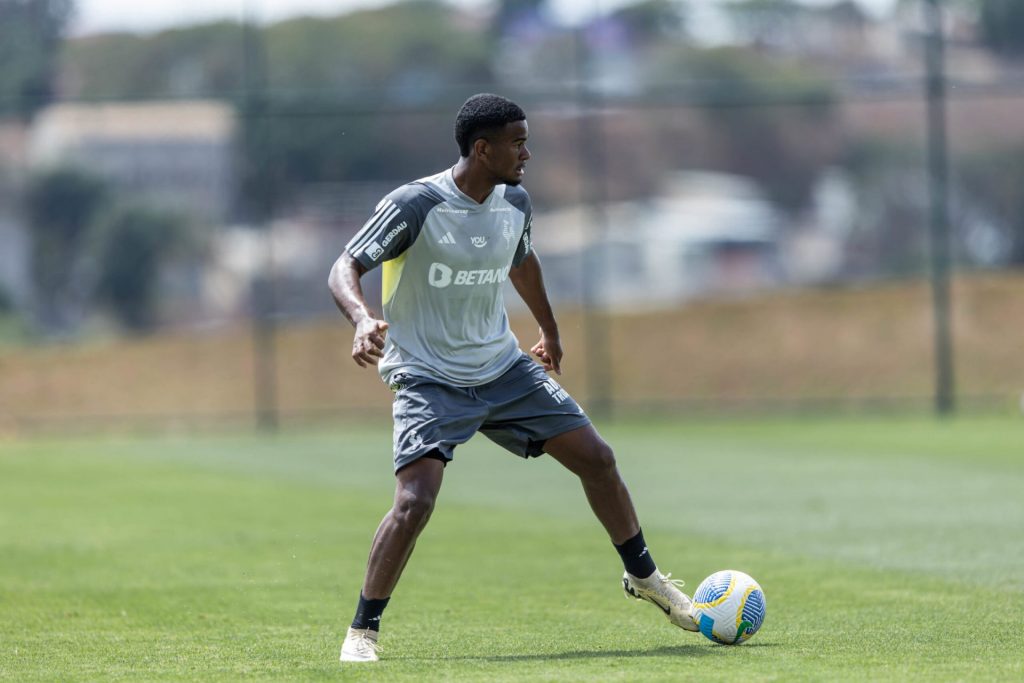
(473, 136, 489, 160)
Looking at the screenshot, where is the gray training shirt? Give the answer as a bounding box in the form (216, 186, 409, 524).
(346, 167, 533, 387)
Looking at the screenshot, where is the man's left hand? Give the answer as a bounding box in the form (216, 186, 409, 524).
(530, 329, 562, 375)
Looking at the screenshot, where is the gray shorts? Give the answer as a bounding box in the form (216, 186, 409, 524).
(390, 353, 591, 472)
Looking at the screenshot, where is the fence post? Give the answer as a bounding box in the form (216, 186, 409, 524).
(923, 0, 955, 417)
(243, 0, 279, 431)
(574, 26, 614, 420)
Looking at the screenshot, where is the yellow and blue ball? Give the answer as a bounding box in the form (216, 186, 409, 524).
(692, 570, 766, 645)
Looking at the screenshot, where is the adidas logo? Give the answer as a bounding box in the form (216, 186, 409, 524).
(438, 232, 456, 245)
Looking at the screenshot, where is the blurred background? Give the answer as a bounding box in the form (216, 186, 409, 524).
(1, 0, 1023, 431)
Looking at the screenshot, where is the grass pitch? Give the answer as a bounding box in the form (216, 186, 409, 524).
(2, 417, 1023, 681)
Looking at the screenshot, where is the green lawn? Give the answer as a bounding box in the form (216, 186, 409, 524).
(2, 417, 1023, 681)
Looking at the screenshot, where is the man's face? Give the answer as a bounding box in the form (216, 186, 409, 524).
(483, 120, 531, 186)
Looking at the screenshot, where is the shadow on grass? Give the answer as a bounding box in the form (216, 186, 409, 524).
(401, 641, 777, 662)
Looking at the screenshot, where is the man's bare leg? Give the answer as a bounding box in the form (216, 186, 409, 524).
(341, 456, 446, 662)
(545, 425, 698, 632)
(362, 456, 445, 598)
(544, 425, 639, 544)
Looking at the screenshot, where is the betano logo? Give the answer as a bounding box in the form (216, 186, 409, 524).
(428, 262, 510, 288)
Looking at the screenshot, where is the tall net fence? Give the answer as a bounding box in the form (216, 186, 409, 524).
(1, 0, 1023, 431)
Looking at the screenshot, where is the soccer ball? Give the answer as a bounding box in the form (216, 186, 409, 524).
(691, 570, 766, 645)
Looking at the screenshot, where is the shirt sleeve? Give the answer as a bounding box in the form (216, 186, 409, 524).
(512, 204, 533, 267)
(345, 194, 421, 270)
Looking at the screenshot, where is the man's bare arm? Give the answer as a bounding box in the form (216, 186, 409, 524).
(509, 251, 562, 375)
(328, 252, 389, 368)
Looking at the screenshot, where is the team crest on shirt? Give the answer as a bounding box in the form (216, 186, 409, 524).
(502, 220, 515, 248)
(471, 236, 488, 248)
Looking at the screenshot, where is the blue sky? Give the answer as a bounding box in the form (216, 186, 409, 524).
(72, 0, 899, 36)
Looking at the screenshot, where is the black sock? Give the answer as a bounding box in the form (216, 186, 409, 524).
(351, 593, 390, 632)
(615, 529, 657, 579)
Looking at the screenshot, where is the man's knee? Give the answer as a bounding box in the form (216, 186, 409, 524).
(393, 487, 436, 529)
(572, 440, 617, 481)
(591, 441, 617, 474)
(547, 427, 619, 480)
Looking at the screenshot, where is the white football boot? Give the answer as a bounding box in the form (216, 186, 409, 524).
(623, 570, 700, 632)
(340, 627, 381, 663)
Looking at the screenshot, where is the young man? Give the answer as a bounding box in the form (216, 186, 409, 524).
(328, 93, 698, 663)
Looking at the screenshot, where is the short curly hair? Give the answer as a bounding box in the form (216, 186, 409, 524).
(454, 93, 526, 158)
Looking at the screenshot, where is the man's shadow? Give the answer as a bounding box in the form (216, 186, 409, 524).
(404, 641, 776, 662)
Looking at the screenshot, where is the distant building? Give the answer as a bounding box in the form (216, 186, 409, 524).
(200, 181, 400, 320)
(28, 101, 234, 221)
(531, 171, 782, 308)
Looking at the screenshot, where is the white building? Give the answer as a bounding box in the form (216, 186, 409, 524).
(531, 171, 782, 309)
(29, 100, 235, 220)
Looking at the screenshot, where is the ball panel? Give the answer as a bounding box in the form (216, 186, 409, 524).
(697, 613, 730, 645)
(741, 587, 766, 636)
(693, 570, 735, 608)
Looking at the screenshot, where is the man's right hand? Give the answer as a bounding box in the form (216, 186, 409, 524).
(352, 318, 389, 367)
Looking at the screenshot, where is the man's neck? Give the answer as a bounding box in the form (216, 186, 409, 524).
(452, 158, 496, 205)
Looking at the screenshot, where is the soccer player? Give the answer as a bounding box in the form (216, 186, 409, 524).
(329, 93, 698, 663)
